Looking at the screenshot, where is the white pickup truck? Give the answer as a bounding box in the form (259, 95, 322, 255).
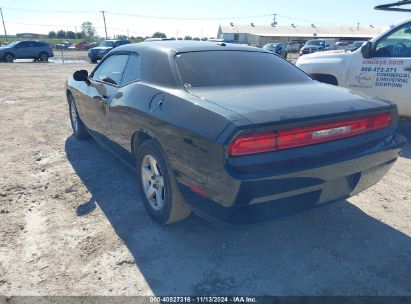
(296, 19, 411, 118)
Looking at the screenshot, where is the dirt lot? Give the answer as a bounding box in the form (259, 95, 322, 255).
(0, 62, 410, 296)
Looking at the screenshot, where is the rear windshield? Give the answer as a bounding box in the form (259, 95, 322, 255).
(175, 51, 309, 87)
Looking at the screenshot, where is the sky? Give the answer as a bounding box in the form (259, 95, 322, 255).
(0, 0, 410, 38)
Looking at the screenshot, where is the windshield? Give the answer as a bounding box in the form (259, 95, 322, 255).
(306, 40, 324, 46)
(98, 41, 114, 47)
(175, 51, 310, 88)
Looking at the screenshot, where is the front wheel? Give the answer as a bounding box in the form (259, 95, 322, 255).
(68, 94, 90, 139)
(135, 140, 191, 224)
(3, 53, 14, 62)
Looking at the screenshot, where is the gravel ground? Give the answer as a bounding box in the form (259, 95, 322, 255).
(0, 62, 410, 296)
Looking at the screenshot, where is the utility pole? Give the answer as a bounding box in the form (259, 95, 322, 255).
(101, 10, 108, 39)
(271, 13, 277, 27)
(0, 8, 8, 42)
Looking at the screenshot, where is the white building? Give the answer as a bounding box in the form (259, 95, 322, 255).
(217, 24, 385, 47)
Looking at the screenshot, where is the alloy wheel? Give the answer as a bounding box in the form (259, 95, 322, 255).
(141, 155, 165, 211)
(70, 101, 79, 133)
(39, 53, 48, 61)
(4, 54, 13, 62)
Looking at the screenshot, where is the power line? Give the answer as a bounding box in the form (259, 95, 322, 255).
(5, 21, 150, 36)
(2, 6, 273, 21)
(0, 6, 349, 25)
(2, 7, 95, 14)
(105, 11, 273, 20)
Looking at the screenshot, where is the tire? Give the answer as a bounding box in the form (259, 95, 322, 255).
(68, 94, 90, 139)
(135, 139, 191, 224)
(3, 53, 14, 63)
(38, 52, 49, 62)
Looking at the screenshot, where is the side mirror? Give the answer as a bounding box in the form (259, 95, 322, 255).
(73, 70, 89, 84)
(361, 41, 373, 59)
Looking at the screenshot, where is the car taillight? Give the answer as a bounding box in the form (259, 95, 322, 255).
(228, 112, 391, 157)
(228, 133, 276, 157)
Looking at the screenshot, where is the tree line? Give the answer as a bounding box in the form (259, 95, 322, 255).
(48, 22, 211, 41)
(48, 22, 97, 40)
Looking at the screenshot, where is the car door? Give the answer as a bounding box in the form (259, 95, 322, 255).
(347, 22, 411, 117)
(31, 41, 44, 57)
(77, 54, 129, 140)
(107, 53, 142, 162)
(24, 41, 38, 58)
(12, 41, 30, 58)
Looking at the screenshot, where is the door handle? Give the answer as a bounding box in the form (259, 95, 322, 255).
(404, 67, 411, 72)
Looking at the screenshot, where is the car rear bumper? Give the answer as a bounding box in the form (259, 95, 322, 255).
(179, 132, 406, 225)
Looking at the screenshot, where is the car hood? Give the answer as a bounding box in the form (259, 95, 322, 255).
(297, 49, 352, 61)
(0, 47, 9, 52)
(187, 82, 393, 125)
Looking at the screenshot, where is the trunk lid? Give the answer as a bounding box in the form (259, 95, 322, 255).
(188, 82, 393, 125)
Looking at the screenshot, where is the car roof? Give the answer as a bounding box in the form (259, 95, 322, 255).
(14, 40, 48, 44)
(112, 41, 266, 55)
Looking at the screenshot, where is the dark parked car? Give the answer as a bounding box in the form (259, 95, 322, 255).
(54, 41, 72, 50)
(66, 41, 405, 225)
(300, 39, 332, 55)
(88, 40, 130, 63)
(262, 42, 287, 57)
(0, 41, 54, 62)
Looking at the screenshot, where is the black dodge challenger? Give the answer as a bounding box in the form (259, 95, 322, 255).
(66, 41, 406, 225)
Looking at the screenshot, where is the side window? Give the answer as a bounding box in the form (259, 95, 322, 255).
(121, 54, 141, 85)
(92, 54, 129, 85)
(375, 23, 411, 57)
(16, 42, 28, 48)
